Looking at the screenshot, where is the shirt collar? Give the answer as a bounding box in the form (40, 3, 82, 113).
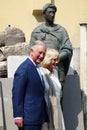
(28, 56, 36, 66)
(28, 57, 41, 67)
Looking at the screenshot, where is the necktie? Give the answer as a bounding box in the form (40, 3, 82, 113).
(36, 66, 45, 87)
(36, 66, 42, 80)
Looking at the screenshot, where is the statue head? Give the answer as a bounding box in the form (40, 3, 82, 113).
(42, 3, 57, 14)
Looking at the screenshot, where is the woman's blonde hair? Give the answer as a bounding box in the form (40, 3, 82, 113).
(42, 48, 59, 67)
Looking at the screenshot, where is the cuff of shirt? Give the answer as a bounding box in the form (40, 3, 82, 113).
(14, 117, 23, 119)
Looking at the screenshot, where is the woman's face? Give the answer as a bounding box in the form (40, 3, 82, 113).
(47, 56, 59, 72)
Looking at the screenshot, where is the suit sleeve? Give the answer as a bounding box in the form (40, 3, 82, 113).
(12, 66, 28, 118)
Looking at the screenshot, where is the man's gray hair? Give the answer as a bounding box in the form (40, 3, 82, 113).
(42, 3, 57, 14)
(30, 40, 46, 50)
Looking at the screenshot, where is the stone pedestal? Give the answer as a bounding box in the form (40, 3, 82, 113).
(7, 56, 28, 78)
(0, 76, 84, 130)
(0, 78, 17, 130)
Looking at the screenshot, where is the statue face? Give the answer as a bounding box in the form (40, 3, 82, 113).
(44, 8, 56, 23)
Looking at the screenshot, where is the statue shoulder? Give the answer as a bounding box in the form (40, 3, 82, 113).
(56, 24, 67, 32)
(32, 23, 45, 33)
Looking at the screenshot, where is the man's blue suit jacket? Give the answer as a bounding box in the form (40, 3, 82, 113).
(12, 58, 48, 125)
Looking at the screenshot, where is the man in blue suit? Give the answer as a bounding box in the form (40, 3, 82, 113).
(12, 40, 48, 130)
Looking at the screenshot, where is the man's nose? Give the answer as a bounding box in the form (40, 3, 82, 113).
(40, 53, 45, 58)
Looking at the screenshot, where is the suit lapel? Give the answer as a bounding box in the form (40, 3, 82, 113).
(28, 58, 45, 93)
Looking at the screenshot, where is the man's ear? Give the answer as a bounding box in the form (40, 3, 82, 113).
(30, 48, 33, 52)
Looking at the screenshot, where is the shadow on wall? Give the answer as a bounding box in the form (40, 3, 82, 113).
(81, 89, 87, 130)
(63, 74, 84, 130)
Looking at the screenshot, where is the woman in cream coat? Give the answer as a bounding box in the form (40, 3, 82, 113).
(40, 48, 65, 130)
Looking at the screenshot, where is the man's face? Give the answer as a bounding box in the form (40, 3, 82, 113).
(44, 8, 56, 22)
(31, 45, 46, 64)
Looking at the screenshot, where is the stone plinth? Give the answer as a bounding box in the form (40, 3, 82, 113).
(0, 76, 84, 130)
(0, 78, 17, 130)
(7, 56, 28, 78)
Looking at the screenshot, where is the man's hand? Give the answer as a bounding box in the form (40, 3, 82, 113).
(14, 118, 23, 128)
